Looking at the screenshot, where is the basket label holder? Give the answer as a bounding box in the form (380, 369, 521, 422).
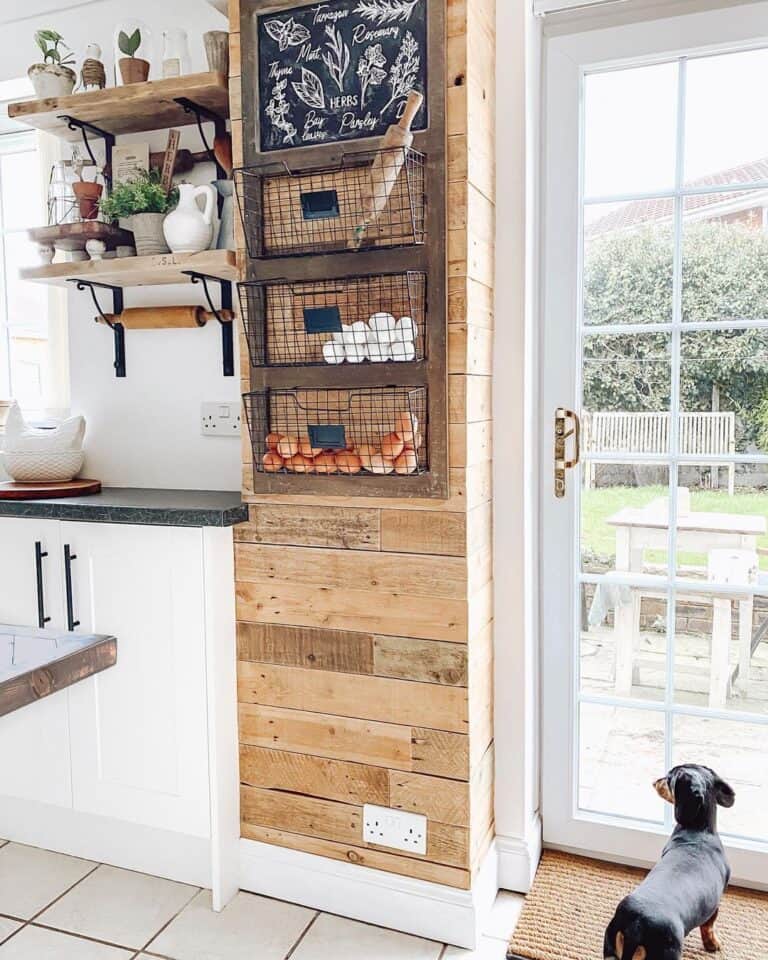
(303, 305, 343, 334)
(308, 424, 346, 449)
(300, 189, 340, 221)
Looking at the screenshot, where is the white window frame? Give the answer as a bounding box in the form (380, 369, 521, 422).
(541, 0, 768, 889)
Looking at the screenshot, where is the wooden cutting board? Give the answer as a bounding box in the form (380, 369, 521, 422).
(0, 479, 101, 500)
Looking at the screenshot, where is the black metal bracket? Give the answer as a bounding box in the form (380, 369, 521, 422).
(173, 98, 228, 182)
(58, 116, 116, 192)
(182, 271, 234, 377)
(68, 279, 126, 378)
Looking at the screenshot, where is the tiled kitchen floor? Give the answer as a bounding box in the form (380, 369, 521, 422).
(0, 841, 523, 960)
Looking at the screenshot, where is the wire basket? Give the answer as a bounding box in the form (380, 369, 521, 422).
(244, 387, 428, 477)
(234, 148, 426, 258)
(238, 272, 427, 367)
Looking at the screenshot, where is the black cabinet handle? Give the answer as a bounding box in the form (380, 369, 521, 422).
(34, 541, 50, 629)
(64, 544, 80, 631)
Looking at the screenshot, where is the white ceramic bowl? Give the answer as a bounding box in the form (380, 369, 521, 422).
(2, 450, 85, 482)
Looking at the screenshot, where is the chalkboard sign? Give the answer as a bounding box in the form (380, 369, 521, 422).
(257, 0, 428, 152)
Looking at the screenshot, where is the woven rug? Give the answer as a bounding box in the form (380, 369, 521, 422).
(508, 851, 768, 960)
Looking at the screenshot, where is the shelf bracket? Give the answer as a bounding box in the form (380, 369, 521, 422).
(182, 271, 234, 377)
(173, 98, 227, 181)
(68, 279, 126, 378)
(58, 116, 116, 192)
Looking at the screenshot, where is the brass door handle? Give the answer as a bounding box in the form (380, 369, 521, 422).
(554, 408, 580, 498)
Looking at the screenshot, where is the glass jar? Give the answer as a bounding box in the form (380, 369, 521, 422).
(162, 29, 190, 79)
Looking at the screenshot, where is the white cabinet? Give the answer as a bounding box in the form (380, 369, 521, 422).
(0, 516, 238, 902)
(0, 518, 71, 807)
(64, 523, 211, 837)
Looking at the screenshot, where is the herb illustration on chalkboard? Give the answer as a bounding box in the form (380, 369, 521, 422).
(257, 0, 428, 151)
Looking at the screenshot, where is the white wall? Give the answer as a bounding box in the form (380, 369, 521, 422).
(2, 0, 242, 490)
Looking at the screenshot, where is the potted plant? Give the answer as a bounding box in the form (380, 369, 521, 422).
(117, 28, 150, 84)
(99, 170, 178, 256)
(28, 29, 77, 99)
(71, 152, 103, 221)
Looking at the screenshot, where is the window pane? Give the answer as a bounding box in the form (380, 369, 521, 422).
(680, 330, 768, 454)
(584, 61, 678, 198)
(579, 703, 666, 823)
(582, 334, 671, 421)
(584, 204, 673, 326)
(1, 149, 43, 231)
(580, 583, 667, 703)
(682, 193, 768, 324)
(685, 49, 768, 187)
(2, 233, 48, 334)
(673, 714, 768, 841)
(581, 461, 670, 576)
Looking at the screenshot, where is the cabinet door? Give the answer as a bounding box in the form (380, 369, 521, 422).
(0, 517, 64, 629)
(64, 522, 210, 837)
(0, 518, 71, 807)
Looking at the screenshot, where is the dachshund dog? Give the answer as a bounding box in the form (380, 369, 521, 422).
(603, 764, 735, 960)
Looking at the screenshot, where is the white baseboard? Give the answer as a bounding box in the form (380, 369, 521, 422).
(239, 838, 499, 949)
(0, 796, 211, 888)
(496, 814, 543, 893)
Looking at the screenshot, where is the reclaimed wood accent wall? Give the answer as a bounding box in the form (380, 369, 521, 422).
(229, 0, 495, 890)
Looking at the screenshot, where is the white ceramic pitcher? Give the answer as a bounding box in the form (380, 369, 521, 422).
(163, 183, 216, 254)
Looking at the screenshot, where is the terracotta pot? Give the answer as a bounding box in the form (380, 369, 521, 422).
(72, 181, 103, 220)
(125, 213, 169, 256)
(118, 57, 150, 84)
(28, 63, 76, 99)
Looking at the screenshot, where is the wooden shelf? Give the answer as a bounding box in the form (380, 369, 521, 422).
(20, 249, 238, 288)
(8, 72, 229, 140)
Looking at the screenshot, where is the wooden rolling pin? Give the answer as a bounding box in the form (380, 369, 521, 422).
(97, 306, 234, 329)
(349, 90, 424, 249)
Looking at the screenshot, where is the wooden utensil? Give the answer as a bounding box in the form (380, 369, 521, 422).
(349, 90, 424, 250)
(97, 306, 234, 329)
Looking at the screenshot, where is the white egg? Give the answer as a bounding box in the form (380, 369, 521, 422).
(340, 325, 356, 346)
(322, 341, 345, 364)
(345, 343, 367, 363)
(396, 316, 417, 341)
(391, 340, 416, 362)
(368, 312, 397, 341)
(350, 320, 369, 344)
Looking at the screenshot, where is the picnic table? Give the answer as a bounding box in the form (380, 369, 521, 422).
(604, 498, 766, 707)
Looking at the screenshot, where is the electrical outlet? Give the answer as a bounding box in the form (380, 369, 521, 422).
(201, 401, 241, 438)
(362, 804, 427, 855)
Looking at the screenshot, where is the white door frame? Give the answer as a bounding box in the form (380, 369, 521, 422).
(539, 0, 768, 890)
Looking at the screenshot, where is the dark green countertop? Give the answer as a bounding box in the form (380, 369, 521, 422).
(0, 488, 247, 528)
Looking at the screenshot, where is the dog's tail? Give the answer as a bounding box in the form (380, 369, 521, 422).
(620, 920, 647, 960)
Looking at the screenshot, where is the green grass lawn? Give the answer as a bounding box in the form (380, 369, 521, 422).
(582, 485, 768, 570)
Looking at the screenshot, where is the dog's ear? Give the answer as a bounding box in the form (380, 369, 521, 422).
(654, 777, 674, 803)
(715, 778, 736, 808)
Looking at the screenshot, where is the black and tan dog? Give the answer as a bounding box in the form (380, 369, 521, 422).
(603, 764, 735, 960)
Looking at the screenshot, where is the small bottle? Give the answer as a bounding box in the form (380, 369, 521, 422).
(162, 29, 190, 78)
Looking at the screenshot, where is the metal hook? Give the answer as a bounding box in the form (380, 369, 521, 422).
(173, 98, 227, 181)
(57, 117, 115, 192)
(69, 280, 126, 377)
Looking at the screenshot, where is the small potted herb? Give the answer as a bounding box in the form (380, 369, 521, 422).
(117, 28, 150, 84)
(99, 170, 178, 256)
(28, 29, 77, 99)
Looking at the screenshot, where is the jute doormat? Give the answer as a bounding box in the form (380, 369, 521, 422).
(508, 851, 768, 960)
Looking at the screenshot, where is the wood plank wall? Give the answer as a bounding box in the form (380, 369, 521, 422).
(229, 0, 496, 891)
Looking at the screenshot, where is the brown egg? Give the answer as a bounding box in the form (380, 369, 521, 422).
(266, 432, 283, 451)
(405, 430, 423, 452)
(394, 449, 418, 474)
(394, 411, 418, 443)
(262, 451, 284, 473)
(380, 431, 405, 459)
(335, 451, 362, 474)
(287, 453, 315, 473)
(369, 454, 395, 475)
(298, 436, 323, 458)
(277, 435, 299, 458)
(357, 443, 380, 471)
(313, 452, 337, 474)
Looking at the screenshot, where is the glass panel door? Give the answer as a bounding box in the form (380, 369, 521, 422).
(542, 11, 768, 883)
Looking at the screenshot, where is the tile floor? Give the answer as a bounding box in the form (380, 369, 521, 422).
(0, 840, 524, 960)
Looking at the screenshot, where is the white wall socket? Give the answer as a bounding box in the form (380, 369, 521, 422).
(201, 402, 241, 438)
(362, 804, 427, 855)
